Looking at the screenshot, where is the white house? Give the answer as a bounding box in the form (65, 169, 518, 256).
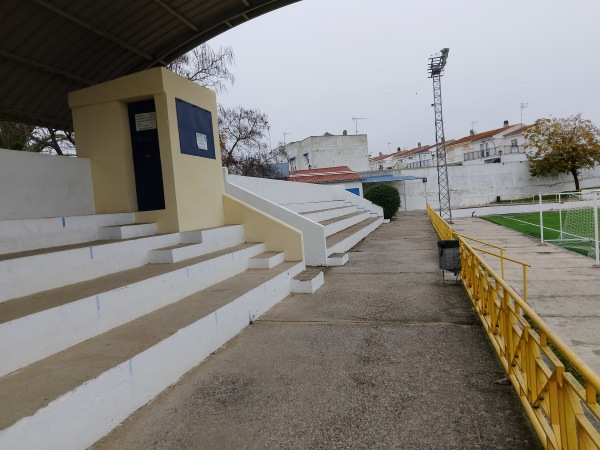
(279, 132, 370, 173)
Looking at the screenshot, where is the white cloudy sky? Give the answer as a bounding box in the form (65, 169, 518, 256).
(208, 0, 600, 156)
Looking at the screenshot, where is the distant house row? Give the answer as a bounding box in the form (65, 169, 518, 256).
(369, 120, 531, 171)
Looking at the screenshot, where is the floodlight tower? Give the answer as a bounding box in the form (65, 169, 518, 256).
(428, 48, 452, 222)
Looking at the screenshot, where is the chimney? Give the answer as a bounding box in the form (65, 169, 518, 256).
(470, 129, 474, 136)
(379, 152, 383, 156)
(343, 130, 347, 136)
(418, 142, 421, 147)
(504, 120, 509, 127)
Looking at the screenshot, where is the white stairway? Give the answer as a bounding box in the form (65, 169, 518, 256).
(284, 200, 384, 266)
(0, 214, 304, 450)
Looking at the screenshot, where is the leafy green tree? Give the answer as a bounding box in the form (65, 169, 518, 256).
(525, 114, 600, 191)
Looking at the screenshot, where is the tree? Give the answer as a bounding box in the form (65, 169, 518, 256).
(167, 44, 235, 94)
(0, 121, 74, 155)
(525, 114, 600, 191)
(218, 105, 279, 177)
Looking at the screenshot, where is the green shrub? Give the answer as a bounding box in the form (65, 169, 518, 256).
(364, 184, 400, 219)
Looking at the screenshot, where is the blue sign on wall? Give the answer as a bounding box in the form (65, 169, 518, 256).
(176, 98, 216, 159)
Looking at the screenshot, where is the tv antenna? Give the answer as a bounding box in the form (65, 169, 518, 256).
(352, 117, 368, 134)
(520, 103, 529, 124)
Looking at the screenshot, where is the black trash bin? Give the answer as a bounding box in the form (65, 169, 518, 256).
(437, 240, 461, 284)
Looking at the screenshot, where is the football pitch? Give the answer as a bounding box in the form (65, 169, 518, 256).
(482, 209, 598, 257)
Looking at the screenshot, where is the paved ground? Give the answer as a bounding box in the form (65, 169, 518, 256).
(92, 211, 540, 450)
(451, 217, 600, 376)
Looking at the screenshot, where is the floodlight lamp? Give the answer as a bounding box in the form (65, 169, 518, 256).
(440, 48, 449, 68)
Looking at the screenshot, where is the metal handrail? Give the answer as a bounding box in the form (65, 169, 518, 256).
(428, 205, 600, 449)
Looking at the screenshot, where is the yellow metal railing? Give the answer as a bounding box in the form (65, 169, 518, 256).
(428, 205, 600, 449)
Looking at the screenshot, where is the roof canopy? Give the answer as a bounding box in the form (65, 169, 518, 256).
(0, 0, 300, 130)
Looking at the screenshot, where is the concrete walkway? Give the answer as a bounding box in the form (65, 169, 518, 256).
(92, 212, 540, 450)
(451, 216, 600, 376)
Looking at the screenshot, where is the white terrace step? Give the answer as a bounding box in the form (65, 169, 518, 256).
(148, 225, 244, 264)
(0, 242, 265, 378)
(326, 216, 384, 256)
(248, 251, 285, 269)
(281, 200, 349, 214)
(291, 267, 324, 293)
(98, 222, 157, 240)
(326, 253, 349, 266)
(0, 260, 304, 450)
(0, 233, 181, 302)
(320, 210, 372, 237)
(300, 205, 358, 222)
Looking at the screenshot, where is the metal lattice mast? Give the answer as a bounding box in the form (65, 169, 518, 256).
(428, 48, 452, 222)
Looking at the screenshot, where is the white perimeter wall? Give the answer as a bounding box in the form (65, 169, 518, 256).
(387, 161, 600, 211)
(0, 149, 95, 220)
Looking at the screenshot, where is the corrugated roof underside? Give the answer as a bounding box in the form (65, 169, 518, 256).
(0, 0, 300, 129)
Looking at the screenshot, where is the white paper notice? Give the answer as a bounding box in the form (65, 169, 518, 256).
(135, 112, 157, 131)
(196, 132, 208, 150)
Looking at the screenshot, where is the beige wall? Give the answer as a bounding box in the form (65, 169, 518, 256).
(223, 194, 304, 262)
(69, 68, 224, 233)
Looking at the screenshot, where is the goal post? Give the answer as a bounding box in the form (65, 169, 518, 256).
(538, 189, 600, 265)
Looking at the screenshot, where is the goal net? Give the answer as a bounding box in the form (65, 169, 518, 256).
(541, 190, 600, 263)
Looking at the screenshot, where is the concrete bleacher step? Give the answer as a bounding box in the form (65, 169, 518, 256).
(300, 205, 358, 222)
(148, 225, 244, 263)
(326, 253, 349, 266)
(291, 267, 324, 293)
(0, 260, 304, 450)
(0, 233, 182, 302)
(248, 251, 285, 269)
(326, 216, 384, 256)
(320, 210, 372, 237)
(98, 222, 157, 240)
(0, 242, 266, 378)
(282, 200, 349, 214)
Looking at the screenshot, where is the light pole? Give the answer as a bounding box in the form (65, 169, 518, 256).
(428, 47, 452, 222)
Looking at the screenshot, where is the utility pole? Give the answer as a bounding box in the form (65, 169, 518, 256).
(428, 48, 452, 222)
(352, 117, 368, 135)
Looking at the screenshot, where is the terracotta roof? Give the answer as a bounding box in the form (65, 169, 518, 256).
(370, 153, 392, 162)
(447, 125, 512, 147)
(287, 166, 361, 184)
(504, 125, 531, 137)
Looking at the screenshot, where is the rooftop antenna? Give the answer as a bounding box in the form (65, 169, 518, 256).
(471, 121, 478, 133)
(283, 131, 292, 147)
(428, 47, 452, 222)
(520, 103, 529, 124)
(352, 117, 368, 134)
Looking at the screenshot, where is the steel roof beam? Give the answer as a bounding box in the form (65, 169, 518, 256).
(153, 0, 199, 32)
(32, 0, 168, 65)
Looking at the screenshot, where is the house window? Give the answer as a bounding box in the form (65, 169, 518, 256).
(511, 139, 518, 147)
(289, 157, 296, 171)
(378, 164, 383, 170)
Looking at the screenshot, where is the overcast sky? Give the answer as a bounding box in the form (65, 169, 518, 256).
(208, 0, 600, 156)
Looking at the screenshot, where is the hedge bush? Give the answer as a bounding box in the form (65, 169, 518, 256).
(364, 184, 400, 220)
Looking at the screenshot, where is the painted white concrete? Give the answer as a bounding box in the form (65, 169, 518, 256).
(0, 243, 265, 377)
(248, 252, 285, 269)
(280, 134, 369, 172)
(284, 200, 349, 214)
(97, 223, 157, 240)
(228, 173, 346, 205)
(325, 253, 349, 266)
(373, 161, 600, 212)
(0, 213, 134, 255)
(302, 206, 358, 222)
(291, 270, 324, 294)
(323, 211, 371, 237)
(147, 225, 245, 263)
(224, 178, 328, 266)
(0, 149, 95, 221)
(0, 261, 303, 450)
(327, 217, 384, 256)
(0, 233, 182, 302)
